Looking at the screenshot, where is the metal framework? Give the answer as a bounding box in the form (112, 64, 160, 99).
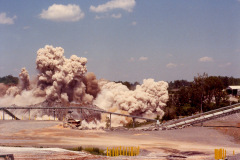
(0, 106, 157, 128)
(161, 103, 240, 129)
(2, 103, 239, 129)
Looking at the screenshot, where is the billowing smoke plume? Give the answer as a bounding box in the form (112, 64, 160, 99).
(0, 45, 168, 125)
(19, 68, 30, 90)
(83, 72, 100, 98)
(36, 45, 92, 103)
(94, 79, 168, 120)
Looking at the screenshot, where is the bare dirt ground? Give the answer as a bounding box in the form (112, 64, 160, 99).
(199, 112, 240, 144)
(0, 113, 240, 160)
(0, 146, 102, 160)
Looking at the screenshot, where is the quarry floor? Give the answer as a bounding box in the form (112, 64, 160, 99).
(0, 113, 240, 160)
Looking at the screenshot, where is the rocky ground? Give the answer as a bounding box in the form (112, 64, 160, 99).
(0, 113, 240, 159)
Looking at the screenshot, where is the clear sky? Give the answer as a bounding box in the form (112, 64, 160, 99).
(0, 0, 240, 83)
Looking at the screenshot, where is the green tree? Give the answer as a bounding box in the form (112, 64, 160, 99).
(163, 93, 177, 120)
(191, 73, 208, 113)
(114, 81, 140, 90)
(168, 80, 191, 89)
(204, 76, 225, 108)
(0, 75, 19, 84)
(177, 87, 190, 107)
(167, 74, 238, 119)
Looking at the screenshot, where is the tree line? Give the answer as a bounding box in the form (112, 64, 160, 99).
(114, 81, 140, 90)
(168, 75, 240, 89)
(163, 73, 240, 121)
(0, 75, 19, 85)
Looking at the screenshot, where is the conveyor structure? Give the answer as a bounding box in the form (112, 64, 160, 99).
(161, 103, 240, 130)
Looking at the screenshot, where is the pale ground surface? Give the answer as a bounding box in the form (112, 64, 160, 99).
(0, 113, 240, 160)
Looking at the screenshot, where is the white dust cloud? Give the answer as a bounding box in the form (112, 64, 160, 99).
(0, 45, 169, 127)
(94, 79, 168, 120)
(19, 68, 30, 90)
(80, 120, 105, 130)
(0, 83, 8, 97)
(36, 45, 93, 103)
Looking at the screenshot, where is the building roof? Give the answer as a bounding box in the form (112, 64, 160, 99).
(227, 86, 240, 90)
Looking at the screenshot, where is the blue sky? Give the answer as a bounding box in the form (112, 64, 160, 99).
(0, 0, 240, 83)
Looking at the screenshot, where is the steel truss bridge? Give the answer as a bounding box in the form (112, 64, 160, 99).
(1, 103, 240, 129)
(0, 106, 157, 128)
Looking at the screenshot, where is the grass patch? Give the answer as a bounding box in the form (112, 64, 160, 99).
(124, 120, 154, 128)
(70, 146, 83, 151)
(84, 147, 106, 155)
(68, 146, 106, 156)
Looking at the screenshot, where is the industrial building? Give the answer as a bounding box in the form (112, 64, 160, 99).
(226, 86, 240, 96)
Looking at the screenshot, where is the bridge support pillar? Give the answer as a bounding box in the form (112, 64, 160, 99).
(54, 109, 55, 121)
(80, 109, 82, 120)
(29, 109, 31, 120)
(110, 113, 111, 129)
(133, 118, 135, 128)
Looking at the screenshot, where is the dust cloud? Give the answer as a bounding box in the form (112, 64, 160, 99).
(0, 45, 169, 126)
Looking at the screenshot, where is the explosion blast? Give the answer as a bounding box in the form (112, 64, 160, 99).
(0, 45, 168, 126)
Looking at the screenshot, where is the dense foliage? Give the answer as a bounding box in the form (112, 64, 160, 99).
(163, 73, 240, 121)
(0, 75, 19, 84)
(168, 76, 240, 89)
